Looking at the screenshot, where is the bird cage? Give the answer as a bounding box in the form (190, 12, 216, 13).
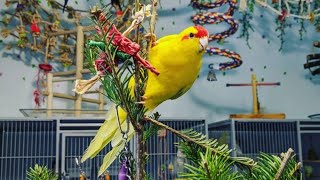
(0, 118, 207, 180)
(0, 118, 117, 179)
(208, 119, 302, 162)
(0, 119, 57, 180)
(143, 118, 207, 180)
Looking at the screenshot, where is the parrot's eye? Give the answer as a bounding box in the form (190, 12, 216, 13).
(189, 33, 194, 38)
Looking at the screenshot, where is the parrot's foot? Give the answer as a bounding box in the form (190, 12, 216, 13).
(135, 101, 145, 104)
(135, 96, 147, 104)
(141, 95, 147, 101)
(145, 33, 157, 47)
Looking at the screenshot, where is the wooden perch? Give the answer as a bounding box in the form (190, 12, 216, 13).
(52, 77, 77, 82)
(48, 26, 95, 36)
(274, 148, 294, 180)
(43, 91, 107, 105)
(52, 69, 91, 77)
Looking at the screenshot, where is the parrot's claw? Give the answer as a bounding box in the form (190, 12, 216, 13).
(135, 96, 147, 104)
(135, 101, 146, 104)
(145, 33, 157, 46)
(141, 95, 148, 101)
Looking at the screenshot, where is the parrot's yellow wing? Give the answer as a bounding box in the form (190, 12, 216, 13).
(170, 84, 194, 100)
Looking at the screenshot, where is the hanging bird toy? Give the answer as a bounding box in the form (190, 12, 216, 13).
(115, 105, 135, 180)
(74, 8, 159, 94)
(190, 0, 242, 75)
(34, 63, 52, 108)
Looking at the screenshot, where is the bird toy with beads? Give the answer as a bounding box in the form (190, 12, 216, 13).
(190, 0, 242, 71)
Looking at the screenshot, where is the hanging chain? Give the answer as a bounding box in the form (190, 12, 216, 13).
(75, 157, 87, 179)
(115, 105, 135, 180)
(115, 105, 131, 141)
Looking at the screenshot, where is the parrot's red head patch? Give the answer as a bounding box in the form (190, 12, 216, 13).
(194, 26, 209, 38)
(181, 26, 209, 41)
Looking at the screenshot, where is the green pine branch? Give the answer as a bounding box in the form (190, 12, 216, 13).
(245, 151, 302, 179)
(143, 118, 256, 169)
(178, 129, 256, 168)
(26, 164, 58, 180)
(177, 133, 302, 180)
(179, 149, 243, 180)
(84, 11, 148, 131)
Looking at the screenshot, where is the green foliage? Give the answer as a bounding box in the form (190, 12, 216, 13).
(180, 149, 243, 180)
(239, 11, 254, 49)
(84, 11, 148, 124)
(245, 153, 301, 180)
(177, 129, 256, 168)
(143, 112, 161, 141)
(26, 164, 58, 180)
(177, 130, 302, 180)
(275, 19, 288, 51)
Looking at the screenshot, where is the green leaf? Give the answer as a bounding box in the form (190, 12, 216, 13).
(26, 164, 58, 180)
(177, 130, 255, 169)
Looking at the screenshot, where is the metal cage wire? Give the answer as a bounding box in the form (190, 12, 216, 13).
(0, 119, 57, 180)
(0, 118, 207, 180)
(208, 119, 302, 162)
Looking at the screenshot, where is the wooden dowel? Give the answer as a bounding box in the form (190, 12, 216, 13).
(52, 77, 77, 82)
(82, 97, 107, 104)
(46, 73, 53, 117)
(52, 69, 76, 76)
(55, 110, 107, 114)
(38, 109, 107, 114)
(52, 69, 91, 77)
(48, 26, 95, 36)
(85, 90, 99, 94)
(43, 91, 107, 104)
(148, 0, 158, 52)
(252, 74, 258, 114)
(44, 38, 50, 64)
(274, 148, 294, 180)
(75, 25, 84, 117)
(81, 69, 91, 74)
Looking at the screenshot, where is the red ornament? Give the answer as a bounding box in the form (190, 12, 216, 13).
(99, 13, 107, 23)
(39, 63, 53, 72)
(107, 25, 160, 75)
(34, 63, 52, 108)
(116, 10, 123, 17)
(30, 22, 41, 35)
(33, 89, 41, 108)
(95, 21, 159, 75)
(95, 52, 113, 75)
(278, 10, 287, 22)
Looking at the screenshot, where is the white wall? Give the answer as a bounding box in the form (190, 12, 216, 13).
(0, 0, 320, 123)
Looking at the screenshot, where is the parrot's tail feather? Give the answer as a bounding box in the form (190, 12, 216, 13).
(98, 128, 135, 176)
(111, 121, 135, 147)
(81, 105, 126, 163)
(98, 142, 125, 176)
(80, 118, 116, 162)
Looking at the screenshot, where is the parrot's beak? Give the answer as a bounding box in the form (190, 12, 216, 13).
(199, 37, 208, 52)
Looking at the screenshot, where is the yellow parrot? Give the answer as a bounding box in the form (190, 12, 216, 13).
(81, 25, 209, 175)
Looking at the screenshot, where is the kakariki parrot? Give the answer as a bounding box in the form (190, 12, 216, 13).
(81, 26, 209, 175)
